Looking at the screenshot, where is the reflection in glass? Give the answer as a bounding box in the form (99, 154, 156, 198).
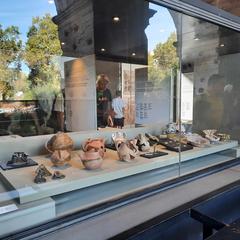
(201, 0, 240, 17)
(181, 14, 240, 141)
(0, 0, 180, 136)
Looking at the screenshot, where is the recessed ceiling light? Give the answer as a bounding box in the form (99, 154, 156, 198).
(113, 16, 120, 22)
(48, 0, 54, 4)
(61, 42, 65, 45)
(132, 53, 136, 56)
(194, 37, 199, 41)
(220, 43, 225, 47)
(101, 48, 106, 52)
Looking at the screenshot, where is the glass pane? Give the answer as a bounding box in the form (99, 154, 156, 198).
(180, 13, 240, 175)
(3, 0, 239, 237)
(0, 0, 183, 237)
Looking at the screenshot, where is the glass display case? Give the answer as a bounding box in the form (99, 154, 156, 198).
(0, 0, 240, 238)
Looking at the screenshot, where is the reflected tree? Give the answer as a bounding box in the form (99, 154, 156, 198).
(148, 32, 178, 86)
(0, 25, 22, 100)
(24, 14, 62, 89)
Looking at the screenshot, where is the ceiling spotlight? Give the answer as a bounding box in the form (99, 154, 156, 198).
(48, 0, 54, 4)
(113, 16, 120, 22)
(132, 53, 136, 56)
(101, 48, 106, 52)
(61, 42, 65, 45)
(220, 43, 225, 47)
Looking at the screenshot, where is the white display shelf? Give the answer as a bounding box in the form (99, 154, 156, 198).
(0, 197, 55, 236)
(0, 141, 238, 204)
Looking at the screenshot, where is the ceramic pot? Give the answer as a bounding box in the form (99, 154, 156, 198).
(45, 132, 74, 167)
(51, 150, 71, 166)
(45, 132, 74, 153)
(79, 151, 103, 170)
(82, 138, 105, 158)
(116, 140, 138, 162)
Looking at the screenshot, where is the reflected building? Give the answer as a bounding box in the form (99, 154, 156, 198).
(53, 0, 156, 63)
(53, 0, 156, 130)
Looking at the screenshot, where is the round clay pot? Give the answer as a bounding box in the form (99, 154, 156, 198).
(51, 149, 71, 167)
(45, 133, 74, 167)
(82, 138, 105, 158)
(79, 151, 103, 170)
(45, 132, 74, 153)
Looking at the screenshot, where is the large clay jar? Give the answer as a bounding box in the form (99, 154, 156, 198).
(79, 151, 103, 170)
(45, 132, 74, 166)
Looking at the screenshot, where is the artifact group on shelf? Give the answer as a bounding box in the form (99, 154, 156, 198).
(2, 124, 231, 184)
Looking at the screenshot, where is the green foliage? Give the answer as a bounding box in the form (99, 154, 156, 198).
(148, 32, 178, 86)
(0, 24, 22, 99)
(25, 14, 62, 88)
(0, 14, 62, 100)
(0, 24, 22, 64)
(153, 32, 178, 70)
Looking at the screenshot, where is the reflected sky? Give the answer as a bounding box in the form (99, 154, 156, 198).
(0, 0, 57, 43)
(146, 3, 176, 51)
(0, 1, 176, 51)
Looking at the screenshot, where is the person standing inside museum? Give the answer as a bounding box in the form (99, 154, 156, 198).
(112, 90, 126, 129)
(96, 74, 112, 127)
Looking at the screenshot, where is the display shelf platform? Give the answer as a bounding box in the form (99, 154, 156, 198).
(0, 197, 55, 236)
(0, 141, 238, 204)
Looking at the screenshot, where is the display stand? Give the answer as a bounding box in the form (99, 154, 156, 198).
(0, 141, 238, 204)
(0, 198, 55, 236)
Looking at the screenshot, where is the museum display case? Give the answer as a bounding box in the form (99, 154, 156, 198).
(0, 0, 240, 238)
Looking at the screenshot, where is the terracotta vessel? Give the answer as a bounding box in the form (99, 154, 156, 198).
(79, 151, 103, 170)
(50, 149, 71, 166)
(82, 138, 105, 158)
(45, 132, 74, 166)
(116, 139, 138, 162)
(79, 138, 105, 170)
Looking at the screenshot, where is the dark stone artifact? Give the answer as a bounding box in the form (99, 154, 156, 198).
(7, 152, 29, 166)
(140, 151, 168, 159)
(158, 138, 193, 152)
(34, 164, 52, 184)
(0, 152, 38, 171)
(52, 171, 65, 180)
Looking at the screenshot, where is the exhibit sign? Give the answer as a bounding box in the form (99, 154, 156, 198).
(65, 55, 97, 131)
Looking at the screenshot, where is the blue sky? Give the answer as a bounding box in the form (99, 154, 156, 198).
(0, 1, 176, 51)
(0, 0, 57, 43)
(146, 3, 176, 51)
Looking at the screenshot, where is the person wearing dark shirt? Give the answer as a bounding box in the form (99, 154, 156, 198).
(96, 74, 112, 127)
